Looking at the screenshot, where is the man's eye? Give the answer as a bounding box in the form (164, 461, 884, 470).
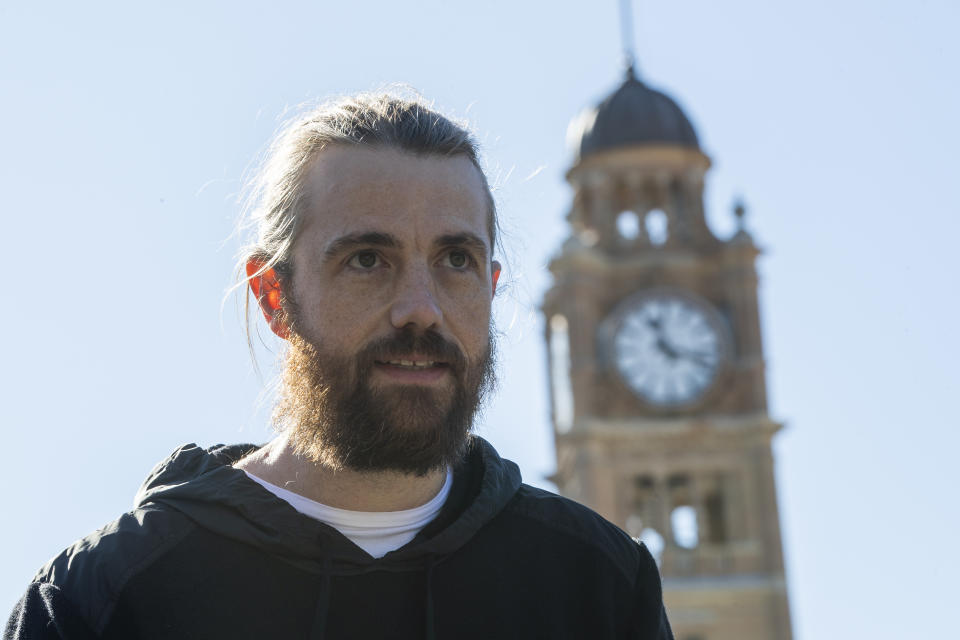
(349, 251, 380, 269)
(447, 250, 469, 269)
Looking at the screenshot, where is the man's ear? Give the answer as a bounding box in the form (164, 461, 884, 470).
(491, 261, 501, 297)
(246, 259, 289, 340)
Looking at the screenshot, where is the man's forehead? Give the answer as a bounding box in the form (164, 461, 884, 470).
(303, 145, 490, 241)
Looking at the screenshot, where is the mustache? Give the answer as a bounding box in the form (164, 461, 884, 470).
(357, 328, 468, 373)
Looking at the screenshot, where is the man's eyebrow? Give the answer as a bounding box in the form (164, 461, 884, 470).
(323, 232, 400, 259)
(436, 233, 489, 259)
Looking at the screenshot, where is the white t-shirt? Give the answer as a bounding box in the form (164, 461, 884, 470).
(244, 469, 453, 559)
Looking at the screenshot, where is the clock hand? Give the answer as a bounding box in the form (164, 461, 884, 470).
(655, 337, 679, 360)
(643, 316, 673, 359)
(655, 330, 711, 367)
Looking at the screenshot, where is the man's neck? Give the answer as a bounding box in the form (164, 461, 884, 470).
(233, 434, 447, 512)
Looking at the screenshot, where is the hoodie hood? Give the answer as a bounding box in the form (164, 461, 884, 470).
(132, 436, 522, 574)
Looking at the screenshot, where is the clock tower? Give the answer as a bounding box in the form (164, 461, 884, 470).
(543, 66, 793, 640)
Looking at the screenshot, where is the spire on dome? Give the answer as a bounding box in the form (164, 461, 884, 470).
(620, 0, 639, 80)
(565, 1, 702, 159)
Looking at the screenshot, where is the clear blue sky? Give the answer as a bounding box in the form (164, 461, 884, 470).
(2, 1, 957, 637)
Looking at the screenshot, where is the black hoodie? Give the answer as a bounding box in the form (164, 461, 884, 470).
(5, 437, 673, 639)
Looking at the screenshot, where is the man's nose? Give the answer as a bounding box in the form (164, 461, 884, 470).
(389, 267, 443, 331)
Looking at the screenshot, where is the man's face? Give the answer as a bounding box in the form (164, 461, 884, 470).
(274, 146, 498, 475)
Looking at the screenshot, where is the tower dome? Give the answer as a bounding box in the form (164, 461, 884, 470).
(569, 69, 700, 159)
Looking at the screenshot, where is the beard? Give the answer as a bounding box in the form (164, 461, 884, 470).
(273, 325, 496, 476)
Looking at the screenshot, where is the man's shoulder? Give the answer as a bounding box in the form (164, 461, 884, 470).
(32, 504, 196, 634)
(499, 483, 650, 583)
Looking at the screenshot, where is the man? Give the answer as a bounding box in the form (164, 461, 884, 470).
(6, 93, 673, 639)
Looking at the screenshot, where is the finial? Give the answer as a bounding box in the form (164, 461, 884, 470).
(620, 0, 639, 80)
(733, 197, 747, 230)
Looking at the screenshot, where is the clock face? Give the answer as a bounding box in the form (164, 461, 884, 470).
(608, 291, 727, 407)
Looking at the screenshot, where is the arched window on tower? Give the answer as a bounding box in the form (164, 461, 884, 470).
(704, 486, 728, 544)
(645, 209, 669, 245)
(616, 210, 641, 241)
(667, 473, 699, 549)
(626, 514, 664, 567)
(639, 528, 665, 566)
(627, 475, 664, 566)
(700, 471, 738, 544)
(671, 505, 699, 549)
